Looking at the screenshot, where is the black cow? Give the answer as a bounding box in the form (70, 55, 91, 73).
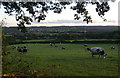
(61, 47, 65, 50)
(84, 44, 88, 47)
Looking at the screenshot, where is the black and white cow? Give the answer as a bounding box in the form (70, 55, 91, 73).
(86, 47, 107, 58)
(17, 46, 28, 53)
(23, 46, 28, 52)
(50, 43, 53, 46)
(111, 46, 115, 50)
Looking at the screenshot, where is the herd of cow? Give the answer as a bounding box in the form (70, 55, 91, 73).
(13, 43, 115, 58)
(16, 46, 28, 53)
(50, 43, 66, 50)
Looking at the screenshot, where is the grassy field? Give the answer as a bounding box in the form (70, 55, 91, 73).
(4, 43, 118, 76)
(22, 39, 118, 42)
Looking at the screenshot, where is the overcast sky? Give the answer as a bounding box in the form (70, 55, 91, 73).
(0, 0, 119, 27)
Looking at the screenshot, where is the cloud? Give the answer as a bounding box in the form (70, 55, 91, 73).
(33, 19, 83, 24)
(31, 19, 118, 27)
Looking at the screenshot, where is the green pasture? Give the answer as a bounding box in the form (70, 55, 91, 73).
(4, 43, 118, 76)
(22, 39, 118, 42)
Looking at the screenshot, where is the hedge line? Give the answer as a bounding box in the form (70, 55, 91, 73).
(9, 40, 119, 45)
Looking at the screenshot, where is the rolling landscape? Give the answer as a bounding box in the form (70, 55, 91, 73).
(1, 1, 119, 77)
(3, 26, 119, 43)
(2, 26, 119, 77)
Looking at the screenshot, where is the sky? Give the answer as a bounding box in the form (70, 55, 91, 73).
(0, 0, 119, 27)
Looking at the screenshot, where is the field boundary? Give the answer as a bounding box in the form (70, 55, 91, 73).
(9, 40, 119, 45)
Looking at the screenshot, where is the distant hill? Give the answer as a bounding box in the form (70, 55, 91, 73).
(3, 26, 119, 42)
(3, 26, 119, 34)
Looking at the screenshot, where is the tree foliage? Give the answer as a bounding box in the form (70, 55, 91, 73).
(0, 0, 115, 32)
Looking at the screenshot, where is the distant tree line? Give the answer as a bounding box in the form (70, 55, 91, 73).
(5, 30, 119, 44)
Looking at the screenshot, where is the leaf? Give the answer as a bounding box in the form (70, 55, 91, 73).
(38, 19, 40, 22)
(96, 8, 98, 12)
(29, 18, 33, 22)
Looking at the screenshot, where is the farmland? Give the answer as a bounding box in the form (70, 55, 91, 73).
(2, 26, 119, 77)
(3, 43, 118, 76)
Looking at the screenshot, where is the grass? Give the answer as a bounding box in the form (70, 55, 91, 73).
(23, 39, 55, 42)
(4, 43, 118, 76)
(22, 39, 118, 42)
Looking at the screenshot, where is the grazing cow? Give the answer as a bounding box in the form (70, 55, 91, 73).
(50, 43, 53, 46)
(111, 46, 115, 50)
(61, 47, 65, 50)
(86, 47, 107, 58)
(17, 46, 28, 53)
(17, 46, 22, 52)
(23, 46, 28, 52)
(84, 44, 88, 47)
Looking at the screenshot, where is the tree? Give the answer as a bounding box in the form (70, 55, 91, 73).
(0, 0, 116, 32)
(0, 18, 8, 56)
